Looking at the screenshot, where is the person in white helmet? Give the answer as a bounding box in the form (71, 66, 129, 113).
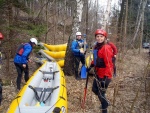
(14, 38, 38, 91)
(71, 32, 87, 80)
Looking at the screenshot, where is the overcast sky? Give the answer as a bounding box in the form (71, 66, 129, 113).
(99, 0, 119, 6)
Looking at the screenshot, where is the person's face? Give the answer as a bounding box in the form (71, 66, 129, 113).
(95, 34, 105, 43)
(32, 43, 36, 47)
(76, 35, 82, 40)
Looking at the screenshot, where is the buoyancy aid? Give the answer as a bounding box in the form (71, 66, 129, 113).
(93, 43, 113, 79)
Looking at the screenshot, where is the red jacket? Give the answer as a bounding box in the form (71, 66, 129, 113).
(108, 42, 117, 56)
(92, 44, 113, 79)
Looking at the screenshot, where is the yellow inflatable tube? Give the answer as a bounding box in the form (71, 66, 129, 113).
(43, 50, 66, 59)
(57, 60, 64, 68)
(44, 43, 67, 52)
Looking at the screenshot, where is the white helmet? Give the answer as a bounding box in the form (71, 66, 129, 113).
(76, 32, 82, 36)
(30, 38, 38, 45)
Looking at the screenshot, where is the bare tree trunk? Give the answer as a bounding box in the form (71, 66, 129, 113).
(135, 0, 142, 28)
(139, 1, 145, 53)
(54, 0, 57, 44)
(34, 0, 54, 20)
(94, 0, 98, 29)
(63, 0, 67, 43)
(102, 0, 112, 31)
(64, 0, 84, 76)
(45, 0, 48, 43)
(117, 0, 125, 42)
(6, 0, 13, 76)
(123, 0, 128, 53)
(133, 0, 147, 42)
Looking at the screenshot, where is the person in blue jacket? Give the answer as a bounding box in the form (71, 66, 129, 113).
(14, 38, 38, 91)
(71, 32, 86, 80)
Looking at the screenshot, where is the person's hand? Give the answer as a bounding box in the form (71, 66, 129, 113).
(84, 41, 87, 45)
(22, 64, 26, 68)
(28, 59, 32, 63)
(114, 55, 117, 58)
(86, 67, 92, 72)
(79, 48, 84, 54)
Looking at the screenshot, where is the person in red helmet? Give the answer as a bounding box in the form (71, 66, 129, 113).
(91, 29, 113, 113)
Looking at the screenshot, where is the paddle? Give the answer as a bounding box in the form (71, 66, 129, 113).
(81, 49, 92, 108)
(80, 34, 87, 79)
(83, 34, 86, 53)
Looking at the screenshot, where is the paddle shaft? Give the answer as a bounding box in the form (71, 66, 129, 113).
(83, 35, 86, 52)
(81, 50, 92, 109)
(81, 73, 89, 108)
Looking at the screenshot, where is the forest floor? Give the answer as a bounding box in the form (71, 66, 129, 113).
(0, 49, 150, 113)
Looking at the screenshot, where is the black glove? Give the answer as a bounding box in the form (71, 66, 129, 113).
(87, 67, 92, 72)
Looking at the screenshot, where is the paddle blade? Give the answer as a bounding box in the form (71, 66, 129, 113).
(81, 65, 87, 79)
(81, 88, 87, 109)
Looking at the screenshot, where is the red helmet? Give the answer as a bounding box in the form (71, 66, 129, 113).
(95, 29, 107, 37)
(0, 32, 4, 40)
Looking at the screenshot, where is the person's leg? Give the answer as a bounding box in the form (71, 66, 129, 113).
(24, 64, 29, 82)
(92, 78, 98, 95)
(74, 57, 80, 79)
(80, 55, 85, 65)
(112, 57, 116, 77)
(14, 63, 23, 90)
(97, 77, 111, 112)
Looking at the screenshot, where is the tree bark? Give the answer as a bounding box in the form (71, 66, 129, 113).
(63, 0, 67, 43)
(102, 0, 112, 31)
(123, 0, 128, 53)
(132, 0, 147, 42)
(117, 0, 125, 42)
(6, 0, 13, 76)
(63, 0, 83, 76)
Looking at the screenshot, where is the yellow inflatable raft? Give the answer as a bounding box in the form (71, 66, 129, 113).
(57, 60, 64, 68)
(44, 43, 67, 52)
(43, 50, 66, 59)
(7, 61, 67, 113)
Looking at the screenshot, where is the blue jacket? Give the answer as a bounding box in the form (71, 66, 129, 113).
(14, 43, 32, 64)
(71, 39, 85, 57)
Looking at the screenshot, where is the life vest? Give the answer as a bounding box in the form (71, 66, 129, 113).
(16, 43, 29, 56)
(75, 39, 84, 49)
(93, 49, 106, 68)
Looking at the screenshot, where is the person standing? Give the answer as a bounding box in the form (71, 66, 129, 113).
(14, 38, 38, 91)
(71, 32, 86, 80)
(107, 39, 118, 77)
(91, 29, 113, 113)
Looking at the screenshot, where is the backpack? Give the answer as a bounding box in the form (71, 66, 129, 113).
(16, 43, 28, 56)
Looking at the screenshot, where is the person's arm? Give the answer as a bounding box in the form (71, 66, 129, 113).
(109, 42, 118, 56)
(102, 46, 113, 77)
(21, 45, 32, 64)
(71, 41, 84, 54)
